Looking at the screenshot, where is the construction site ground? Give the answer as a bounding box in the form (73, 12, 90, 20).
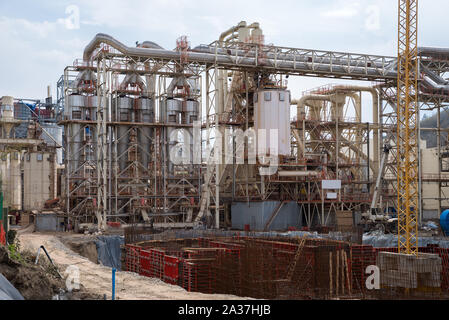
(16, 227, 246, 300)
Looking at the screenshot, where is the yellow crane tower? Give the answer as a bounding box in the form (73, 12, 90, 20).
(397, 0, 419, 255)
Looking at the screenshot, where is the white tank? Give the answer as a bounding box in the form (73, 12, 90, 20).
(254, 89, 291, 156)
(1, 96, 14, 121)
(23, 152, 55, 211)
(0, 152, 22, 210)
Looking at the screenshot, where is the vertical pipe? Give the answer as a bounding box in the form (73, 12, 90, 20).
(112, 268, 116, 300)
(336, 250, 339, 296)
(329, 251, 333, 297)
(215, 68, 220, 229)
(438, 107, 442, 218)
(373, 89, 380, 180)
(245, 72, 249, 205)
(367, 123, 371, 193)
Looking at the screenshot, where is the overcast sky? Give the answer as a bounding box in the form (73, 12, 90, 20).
(1, 0, 448, 121)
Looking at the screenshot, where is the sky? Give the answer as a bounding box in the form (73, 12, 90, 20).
(1, 0, 448, 121)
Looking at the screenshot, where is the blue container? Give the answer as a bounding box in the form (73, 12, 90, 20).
(440, 209, 449, 236)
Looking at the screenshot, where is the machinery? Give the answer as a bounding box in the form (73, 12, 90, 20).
(361, 144, 398, 233)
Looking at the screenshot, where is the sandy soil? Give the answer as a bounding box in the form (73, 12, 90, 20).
(18, 231, 247, 300)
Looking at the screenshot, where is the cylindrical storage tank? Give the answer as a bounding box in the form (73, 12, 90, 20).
(163, 99, 182, 175)
(164, 98, 182, 124)
(0, 152, 22, 211)
(136, 98, 154, 122)
(183, 100, 199, 124)
(113, 97, 133, 172)
(67, 95, 85, 172)
(1, 96, 15, 138)
(183, 100, 199, 168)
(440, 210, 449, 236)
(85, 95, 98, 121)
(83, 95, 98, 162)
(251, 27, 263, 43)
(67, 95, 85, 120)
(254, 89, 291, 156)
(136, 98, 154, 171)
(1, 96, 15, 120)
(23, 152, 54, 211)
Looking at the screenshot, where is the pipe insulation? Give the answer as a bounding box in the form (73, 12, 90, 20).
(82, 34, 449, 97)
(82, 34, 397, 78)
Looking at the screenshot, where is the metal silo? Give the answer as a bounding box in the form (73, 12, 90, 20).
(136, 97, 154, 171)
(162, 98, 182, 175)
(113, 96, 134, 173)
(254, 89, 291, 156)
(67, 94, 85, 172)
(183, 99, 199, 167)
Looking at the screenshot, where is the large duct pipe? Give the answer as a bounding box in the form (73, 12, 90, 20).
(139, 41, 164, 50)
(191, 45, 396, 71)
(82, 34, 397, 79)
(82, 34, 449, 93)
(418, 47, 449, 60)
(219, 21, 247, 43)
(138, 41, 164, 97)
(278, 171, 321, 177)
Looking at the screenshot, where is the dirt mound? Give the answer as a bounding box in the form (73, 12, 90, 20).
(0, 246, 62, 299)
(0, 246, 101, 300)
(65, 241, 98, 264)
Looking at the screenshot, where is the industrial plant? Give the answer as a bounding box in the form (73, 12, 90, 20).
(3, 0, 449, 301)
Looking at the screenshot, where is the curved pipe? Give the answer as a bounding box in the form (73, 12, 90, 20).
(419, 47, 449, 60)
(325, 85, 380, 177)
(219, 21, 247, 43)
(292, 93, 376, 173)
(138, 41, 164, 50)
(138, 41, 163, 97)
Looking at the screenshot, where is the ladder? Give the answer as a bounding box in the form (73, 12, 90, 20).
(286, 235, 307, 281)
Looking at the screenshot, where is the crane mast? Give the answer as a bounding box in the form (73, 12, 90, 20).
(397, 0, 419, 255)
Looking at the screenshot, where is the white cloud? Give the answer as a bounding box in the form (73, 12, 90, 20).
(321, 8, 359, 18)
(321, 1, 360, 18)
(0, 15, 84, 98)
(1, 0, 449, 100)
(0, 16, 63, 39)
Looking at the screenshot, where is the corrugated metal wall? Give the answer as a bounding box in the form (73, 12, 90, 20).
(231, 201, 302, 231)
(35, 214, 64, 232)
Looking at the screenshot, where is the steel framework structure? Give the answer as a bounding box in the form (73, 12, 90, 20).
(60, 27, 449, 232)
